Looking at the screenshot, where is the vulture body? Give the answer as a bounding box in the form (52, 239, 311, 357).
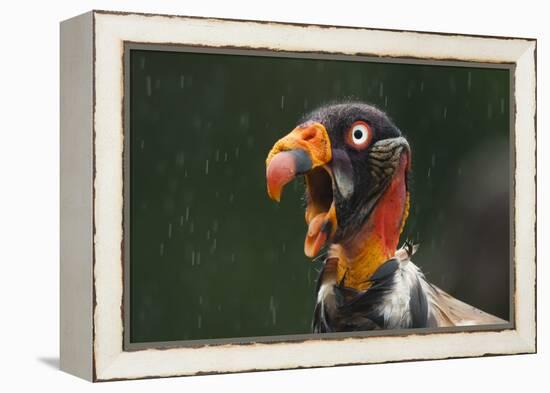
(313, 242, 503, 332)
(265, 102, 504, 332)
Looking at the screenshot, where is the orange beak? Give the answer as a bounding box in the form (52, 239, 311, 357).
(266, 122, 337, 258)
(266, 122, 332, 201)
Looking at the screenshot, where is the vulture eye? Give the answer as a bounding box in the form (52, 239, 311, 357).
(346, 121, 372, 150)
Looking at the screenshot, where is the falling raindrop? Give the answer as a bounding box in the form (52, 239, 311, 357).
(449, 77, 456, 94)
(282, 243, 286, 253)
(467, 72, 472, 92)
(189, 221, 195, 233)
(180, 215, 184, 226)
(213, 220, 219, 232)
(269, 296, 277, 325)
(168, 223, 172, 239)
(235, 147, 240, 159)
(215, 149, 220, 162)
(193, 116, 202, 129)
(384, 96, 388, 107)
(280, 95, 285, 110)
(443, 107, 448, 120)
(197, 315, 202, 329)
(500, 98, 505, 114)
(210, 239, 217, 254)
(180, 75, 185, 88)
(159, 243, 164, 256)
(140, 57, 146, 69)
(231, 253, 235, 263)
(191, 250, 195, 266)
(199, 296, 203, 305)
(229, 193, 234, 203)
(185, 206, 190, 221)
(206, 230, 211, 240)
(196, 251, 201, 265)
(379, 82, 384, 97)
(205, 159, 209, 175)
(420, 81, 425, 93)
(224, 152, 228, 162)
(146, 75, 152, 96)
(140, 140, 145, 150)
(176, 152, 185, 167)
(239, 113, 250, 127)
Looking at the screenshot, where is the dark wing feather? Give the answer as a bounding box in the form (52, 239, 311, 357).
(313, 258, 388, 332)
(409, 279, 429, 328)
(334, 259, 400, 329)
(369, 258, 399, 281)
(340, 259, 398, 311)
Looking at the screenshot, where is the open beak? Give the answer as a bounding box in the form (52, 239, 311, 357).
(266, 122, 337, 258)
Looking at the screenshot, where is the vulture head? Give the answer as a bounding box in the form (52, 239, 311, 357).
(266, 102, 411, 291)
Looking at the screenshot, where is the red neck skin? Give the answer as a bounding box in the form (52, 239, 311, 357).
(333, 153, 410, 290)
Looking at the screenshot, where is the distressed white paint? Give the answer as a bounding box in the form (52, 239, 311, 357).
(91, 11, 536, 381)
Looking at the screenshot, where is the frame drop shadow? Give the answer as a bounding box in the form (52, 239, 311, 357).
(37, 356, 59, 370)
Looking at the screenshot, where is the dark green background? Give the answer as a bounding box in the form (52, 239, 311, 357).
(129, 49, 510, 343)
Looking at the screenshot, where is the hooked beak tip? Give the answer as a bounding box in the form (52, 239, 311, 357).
(267, 186, 282, 203)
(266, 151, 300, 202)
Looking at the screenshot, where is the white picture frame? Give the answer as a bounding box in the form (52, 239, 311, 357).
(60, 10, 536, 381)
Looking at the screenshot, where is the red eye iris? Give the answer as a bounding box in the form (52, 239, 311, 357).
(346, 121, 372, 150)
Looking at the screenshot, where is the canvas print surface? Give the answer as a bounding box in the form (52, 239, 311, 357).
(128, 48, 510, 344)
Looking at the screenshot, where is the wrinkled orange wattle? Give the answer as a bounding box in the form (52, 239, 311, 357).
(303, 202, 337, 258)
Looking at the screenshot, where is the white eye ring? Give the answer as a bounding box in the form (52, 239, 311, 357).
(351, 124, 369, 145)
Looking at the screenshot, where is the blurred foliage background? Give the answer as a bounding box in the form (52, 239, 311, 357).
(129, 49, 510, 343)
